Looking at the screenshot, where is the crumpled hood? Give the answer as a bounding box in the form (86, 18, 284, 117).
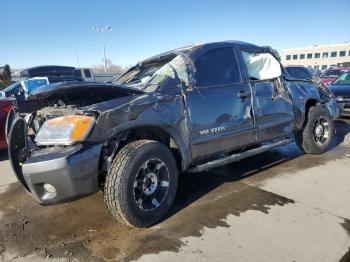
(15, 81, 147, 113)
(28, 81, 143, 101)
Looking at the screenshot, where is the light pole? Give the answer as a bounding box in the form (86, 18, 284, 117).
(93, 26, 112, 74)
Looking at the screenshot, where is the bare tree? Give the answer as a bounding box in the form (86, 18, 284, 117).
(92, 59, 130, 74)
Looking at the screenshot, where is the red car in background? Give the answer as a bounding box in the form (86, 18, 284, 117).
(0, 98, 16, 149)
(320, 67, 350, 85)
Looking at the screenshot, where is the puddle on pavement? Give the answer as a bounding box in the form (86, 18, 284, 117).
(0, 181, 294, 261)
(340, 219, 350, 262)
(340, 247, 350, 262)
(0, 120, 348, 261)
(342, 219, 350, 237)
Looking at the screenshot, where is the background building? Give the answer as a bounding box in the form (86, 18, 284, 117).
(281, 43, 350, 71)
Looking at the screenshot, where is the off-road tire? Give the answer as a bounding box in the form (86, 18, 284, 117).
(104, 140, 178, 228)
(295, 106, 334, 154)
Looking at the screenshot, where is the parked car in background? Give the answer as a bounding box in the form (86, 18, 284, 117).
(8, 41, 339, 228)
(328, 72, 350, 117)
(0, 66, 84, 101)
(0, 98, 16, 149)
(1, 78, 49, 101)
(320, 67, 350, 85)
(75, 68, 116, 83)
(20, 65, 81, 79)
(313, 68, 322, 77)
(74, 68, 96, 81)
(285, 65, 313, 80)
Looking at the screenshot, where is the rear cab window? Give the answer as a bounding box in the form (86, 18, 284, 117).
(194, 47, 241, 87)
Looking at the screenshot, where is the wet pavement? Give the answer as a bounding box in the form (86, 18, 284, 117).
(0, 119, 350, 262)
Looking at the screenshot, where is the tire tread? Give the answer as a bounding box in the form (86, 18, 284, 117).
(295, 106, 334, 155)
(104, 140, 177, 227)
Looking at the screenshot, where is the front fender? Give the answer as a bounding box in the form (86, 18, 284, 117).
(323, 97, 339, 120)
(286, 81, 321, 129)
(86, 95, 192, 170)
(91, 119, 191, 171)
(287, 81, 339, 130)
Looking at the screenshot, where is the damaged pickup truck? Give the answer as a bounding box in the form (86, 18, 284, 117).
(7, 41, 339, 227)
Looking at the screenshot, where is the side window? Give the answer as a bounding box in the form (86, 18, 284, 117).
(194, 48, 240, 87)
(84, 69, 92, 78)
(242, 51, 282, 81)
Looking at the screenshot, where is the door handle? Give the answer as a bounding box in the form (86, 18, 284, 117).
(237, 91, 251, 99)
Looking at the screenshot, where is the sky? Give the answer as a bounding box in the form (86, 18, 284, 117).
(1, 0, 349, 69)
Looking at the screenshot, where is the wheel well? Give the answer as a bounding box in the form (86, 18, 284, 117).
(304, 99, 318, 124)
(107, 126, 183, 170)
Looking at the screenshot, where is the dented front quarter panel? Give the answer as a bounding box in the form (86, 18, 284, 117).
(285, 80, 339, 130)
(85, 87, 192, 170)
(323, 97, 339, 119)
(286, 81, 320, 130)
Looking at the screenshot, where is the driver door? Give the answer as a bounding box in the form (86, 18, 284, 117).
(186, 47, 255, 161)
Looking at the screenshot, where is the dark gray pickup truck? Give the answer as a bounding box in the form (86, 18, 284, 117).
(8, 41, 339, 227)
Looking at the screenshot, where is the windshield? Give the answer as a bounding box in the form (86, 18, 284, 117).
(114, 54, 176, 86)
(333, 73, 350, 85)
(321, 70, 344, 78)
(114, 54, 193, 92)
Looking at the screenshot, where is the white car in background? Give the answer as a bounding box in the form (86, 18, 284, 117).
(75, 68, 116, 83)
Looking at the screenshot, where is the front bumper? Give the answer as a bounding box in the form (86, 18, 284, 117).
(20, 144, 102, 205)
(8, 117, 103, 205)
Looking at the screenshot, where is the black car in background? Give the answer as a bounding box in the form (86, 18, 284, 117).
(20, 65, 82, 79)
(328, 72, 350, 117)
(1, 66, 84, 101)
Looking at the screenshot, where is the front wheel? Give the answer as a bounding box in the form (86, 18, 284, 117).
(295, 106, 334, 154)
(104, 140, 178, 228)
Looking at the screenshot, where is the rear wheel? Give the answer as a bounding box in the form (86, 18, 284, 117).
(104, 140, 178, 228)
(295, 106, 334, 154)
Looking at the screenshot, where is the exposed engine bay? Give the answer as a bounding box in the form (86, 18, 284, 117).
(16, 82, 144, 137)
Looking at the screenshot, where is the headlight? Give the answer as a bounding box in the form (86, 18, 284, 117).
(35, 115, 95, 145)
(337, 96, 343, 101)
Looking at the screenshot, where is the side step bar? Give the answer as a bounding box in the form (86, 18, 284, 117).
(188, 138, 292, 173)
